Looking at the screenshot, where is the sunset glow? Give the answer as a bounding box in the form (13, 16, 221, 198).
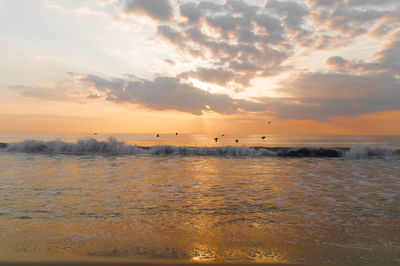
(1, 0, 400, 134)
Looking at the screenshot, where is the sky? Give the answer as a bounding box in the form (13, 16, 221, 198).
(1, 0, 400, 135)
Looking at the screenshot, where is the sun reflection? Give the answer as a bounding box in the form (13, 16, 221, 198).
(190, 245, 215, 261)
(2, 151, 397, 264)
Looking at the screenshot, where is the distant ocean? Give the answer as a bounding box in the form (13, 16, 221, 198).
(0, 134, 399, 265)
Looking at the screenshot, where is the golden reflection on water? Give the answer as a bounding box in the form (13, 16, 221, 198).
(0, 153, 400, 264)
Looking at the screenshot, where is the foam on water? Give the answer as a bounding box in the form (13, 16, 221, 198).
(1, 137, 399, 158)
(0, 138, 399, 264)
(343, 144, 398, 158)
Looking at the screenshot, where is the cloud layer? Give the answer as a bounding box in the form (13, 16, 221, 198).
(123, 0, 173, 21)
(85, 74, 266, 115)
(9, 0, 400, 122)
(93, 1, 400, 119)
(156, 0, 295, 90)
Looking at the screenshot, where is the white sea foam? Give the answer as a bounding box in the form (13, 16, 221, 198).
(5, 138, 144, 155)
(1, 138, 399, 158)
(2, 138, 276, 157)
(344, 144, 397, 158)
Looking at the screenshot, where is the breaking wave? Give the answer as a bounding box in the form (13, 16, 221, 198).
(0, 138, 399, 158)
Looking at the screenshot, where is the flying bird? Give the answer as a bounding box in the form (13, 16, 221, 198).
(261, 136, 266, 140)
(214, 137, 219, 142)
(221, 134, 225, 136)
(267, 121, 271, 126)
(156, 134, 160, 138)
(175, 133, 178, 136)
(235, 139, 239, 144)
(94, 133, 98, 135)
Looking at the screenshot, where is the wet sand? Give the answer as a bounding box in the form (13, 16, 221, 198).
(0, 262, 312, 266)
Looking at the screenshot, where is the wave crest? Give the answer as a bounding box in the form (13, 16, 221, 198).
(344, 144, 399, 158)
(1, 138, 399, 158)
(4, 138, 142, 155)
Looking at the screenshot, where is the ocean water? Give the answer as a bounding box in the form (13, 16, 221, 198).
(0, 134, 399, 265)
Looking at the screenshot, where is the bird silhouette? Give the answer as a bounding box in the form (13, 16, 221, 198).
(156, 134, 160, 137)
(214, 137, 219, 142)
(235, 139, 239, 144)
(261, 136, 266, 140)
(267, 121, 271, 126)
(175, 133, 178, 136)
(94, 133, 98, 135)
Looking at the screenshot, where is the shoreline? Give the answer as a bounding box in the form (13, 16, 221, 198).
(0, 254, 314, 266)
(0, 262, 314, 266)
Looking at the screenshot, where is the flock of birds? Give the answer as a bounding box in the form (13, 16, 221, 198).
(154, 121, 272, 144)
(93, 121, 272, 145)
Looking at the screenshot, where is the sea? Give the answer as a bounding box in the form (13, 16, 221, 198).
(0, 133, 399, 265)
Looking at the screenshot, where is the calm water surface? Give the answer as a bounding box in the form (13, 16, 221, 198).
(0, 135, 399, 264)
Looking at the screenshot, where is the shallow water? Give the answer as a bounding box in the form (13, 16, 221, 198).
(0, 135, 400, 264)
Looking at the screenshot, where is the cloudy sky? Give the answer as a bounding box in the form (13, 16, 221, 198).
(1, 0, 400, 134)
